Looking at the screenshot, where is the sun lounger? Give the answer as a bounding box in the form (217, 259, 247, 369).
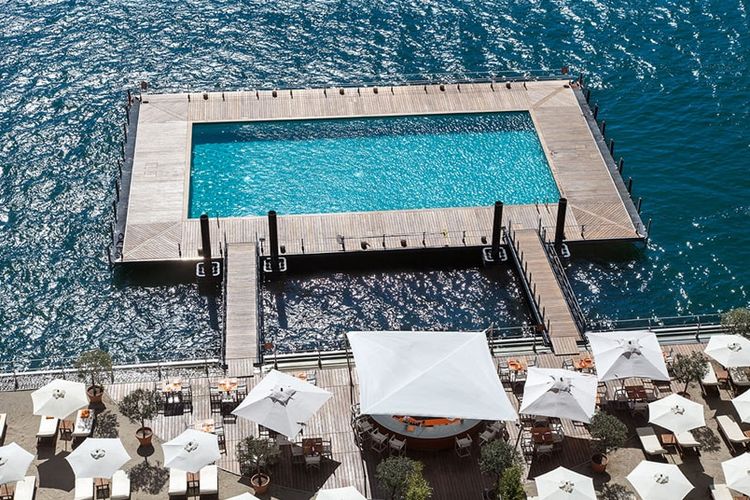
(111, 470, 131, 500)
(701, 362, 720, 395)
(676, 430, 700, 453)
(168, 469, 187, 497)
(717, 415, 750, 452)
(0, 413, 6, 442)
(74, 477, 94, 500)
(710, 484, 734, 500)
(636, 427, 668, 456)
(36, 416, 58, 444)
(14, 476, 35, 500)
(199, 465, 218, 496)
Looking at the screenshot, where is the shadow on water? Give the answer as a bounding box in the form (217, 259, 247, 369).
(112, 261, 199, 288)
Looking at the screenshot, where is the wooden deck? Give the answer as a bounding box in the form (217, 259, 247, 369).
(512, 229, 582, 355)
(121, 80, 644, 264)
(224, 243, 259, 374)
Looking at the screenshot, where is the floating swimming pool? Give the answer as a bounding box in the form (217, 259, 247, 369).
(188, 112, 559, 218)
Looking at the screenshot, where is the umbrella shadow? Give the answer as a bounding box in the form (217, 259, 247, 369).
(597, 482, 636, 499)
(92, 410, 120, 438)
(37, 451, 74, 491)
(692, 426, 722, 453)
(129, 459, 169, 495)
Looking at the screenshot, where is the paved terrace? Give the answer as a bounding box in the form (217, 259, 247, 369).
(1, 341, 740, 499)
(121, 79, 644, 264)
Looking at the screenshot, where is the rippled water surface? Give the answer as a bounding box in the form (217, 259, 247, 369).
(1, 0, 749, 365)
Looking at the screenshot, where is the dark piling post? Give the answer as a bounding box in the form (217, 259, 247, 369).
(618, 157, 624, 174)
(491, 201, 504, 260)
(627, 177, 633, 194)
(600, 120, 606, 136)
(268, 210, 280, 273)
(200, 214, 212, 264)
(554, 197, 568, 253)
(609, 139, 615, 155)
(593, 104, 599, 120)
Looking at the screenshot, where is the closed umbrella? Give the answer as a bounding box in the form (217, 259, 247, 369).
(534, 466, 596, 500)
(31, 379, 89, 419)
(705, 335, 750, 368)
(65, 438, 131, 479)
(520, 368, 598, 423)
(314, 486, 368, 500)
(732, 389, 750, 423)
(648, 394, 705, 433)
(0, 443, 34, 485)
(233, 370, 332, 438)
(626, 462, 693, 500)
(163, 429, 220, 473)
(587, 331, 670, 381)
(722, 453, 750, 496)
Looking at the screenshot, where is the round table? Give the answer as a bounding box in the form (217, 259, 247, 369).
(371, 415, 482, 450)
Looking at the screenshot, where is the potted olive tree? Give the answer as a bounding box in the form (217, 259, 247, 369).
(118, 388, 162, 446)
(479, 440, 521, 493)
(75, 349, 113, 404)
(721, 308, 750, 337)
(376, 456, 431, 500)
(497, 465, 525, 500)
(237, 436, 280, 495)
(589, 412, 628, 473)
(672, 351, 709, 396)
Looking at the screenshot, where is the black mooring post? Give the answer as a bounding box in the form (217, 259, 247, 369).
(554, 197, 568, 252)
(491, 201, 504, 260)
(200, 214, 212, 266)
(268, 210, 280, 272)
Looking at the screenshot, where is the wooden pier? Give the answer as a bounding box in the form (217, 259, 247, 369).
(118, 78, 648, 358)
(224, 243, 259, 376)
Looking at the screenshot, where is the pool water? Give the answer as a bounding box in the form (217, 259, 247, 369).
(189, 112, 559, 218)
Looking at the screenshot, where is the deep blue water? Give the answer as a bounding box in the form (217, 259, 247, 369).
(189, 113, 558, 217)
(1, 1, 748, 365)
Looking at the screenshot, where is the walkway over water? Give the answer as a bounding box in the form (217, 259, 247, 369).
(224, 243, 259, 376)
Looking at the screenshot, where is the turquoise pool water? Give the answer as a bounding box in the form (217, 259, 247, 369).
(189, 112, 559, 217)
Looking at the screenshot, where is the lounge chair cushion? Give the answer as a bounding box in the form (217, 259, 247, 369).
(0, 413, 6, 441)
(168, 469, 187, 496)
(676, 430, 700, 447)
(636, 427, 668, 455)
(37, 416, 58, 438)
(74, 477, 94, 500)
(111, 469, 131, 500)
(717, 415, 750, 443)
(14, 476, 35, 500)
(710, 484, 734, 500)
(199, 464, 218, 494)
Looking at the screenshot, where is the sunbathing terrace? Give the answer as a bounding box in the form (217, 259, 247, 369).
(111, 76, 647, 361)
(1, 338, 745, 499)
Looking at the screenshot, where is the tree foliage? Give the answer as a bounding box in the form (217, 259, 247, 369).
(236, 436, 280, 477)
(672, 351, 709, 393)
(118, 388, 162, 429)
(404, 461, 432, 500)
(376, 457, 430, 500)
(497, 465, 526, 500)
(75, 349, 113, 387)
(479, 439, 521, 483)
(722, 308, 750, 337)
(589, 412, 628, 453)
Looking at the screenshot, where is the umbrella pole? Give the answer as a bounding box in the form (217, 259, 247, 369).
(345, 336, 354, 404)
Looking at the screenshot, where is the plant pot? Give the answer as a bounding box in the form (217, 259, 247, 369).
(86, 385, 104, 404)
(251, 473, 270, 495)
(136, 427, 153, 447)
(591, 453, 608, 473)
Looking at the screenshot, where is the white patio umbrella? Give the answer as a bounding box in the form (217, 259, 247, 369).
(162, 429, 220, 473)
(587, 331, 670, 381)
(226, 494, 262, 500)
(722, 452, 750, 496)
(534, 466, 596, 500)
(65, 438, 131, 479)
(626, 461, 693, 500)
(31, 379, 89, 419)
(233, 369, 332, 438)
(732, 389, 750, 423)
(314, 486, 368, 500)
(0, 443, 34, 485)
(705, 335, 750, 368)
(648, 393, 705, 433)
(519, 368, 598, 423)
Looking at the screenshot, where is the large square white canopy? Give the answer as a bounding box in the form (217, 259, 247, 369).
(346, 331, 517, 421)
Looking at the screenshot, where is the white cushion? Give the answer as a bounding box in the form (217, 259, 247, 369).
(37, 417, 58, 437)
(717, 415, 750, 443)
(636, 427, 667, 455)
(13, 476, 35, 500)
(676, 430, 700, 447)
(74, 477, 94, 500)
(111, 470, 130, 500)
(199, 465, 218, 494)
(168, 469, 187, 496)
(710, 484, 734, 500)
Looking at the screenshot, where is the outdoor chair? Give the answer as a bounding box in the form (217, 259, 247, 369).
(520, 434, 534, 460)
(455, 435, 472, 458)
(111, 470, 131, 500)
(663, 347, 675, 368)
(479, 428, 497, 445)
(58, 419, 73, 443)
(209, 393, 222, 414)
(370, 430, 389, 455)
(498, 362, 511, 383)
(306, 371, 318, 386)
(13, 476, 35, 500)
(168, 469, 187, 497)
(322, 439, 333, 458)
(635, 427, 668, 457)
(629, 401, 649, 420)
(236, 384, 248, 401)
(389, 436, 406, 456)
(561, 359, 575, 370)
(653, 380, 673, 397)
(291, 443, 305, 464)
(527, 356, 537, 367)
(512, 370, 527, 385)
(710, 484, 735, 500)
(717, 415, 750, 453)
(535, 443, 555, 459)
(182, 384, 193, 413)
(305, 454, 321, 471)
(74, 477, 94, 500)
(199, 465, 218, 497)
(36, 416, 58, 445)
(675, 430, 700, 455)
(215, 424, 226, 453)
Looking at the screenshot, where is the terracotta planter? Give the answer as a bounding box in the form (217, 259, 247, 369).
(591, 453, 608, 473)
(136, 427, 153, 447)
(251, 473, 270, 495)
(86, 385, 104, 404)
